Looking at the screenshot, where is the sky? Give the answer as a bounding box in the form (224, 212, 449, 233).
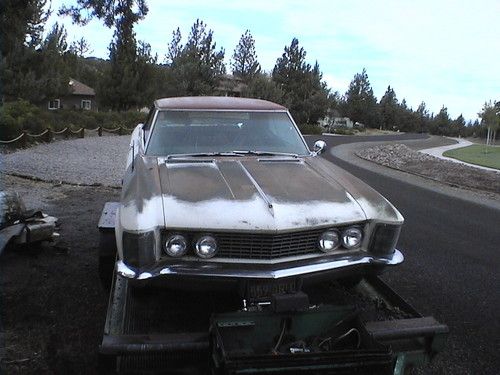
(48, 0, 500, 121)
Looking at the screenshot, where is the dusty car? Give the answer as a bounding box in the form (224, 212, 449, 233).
(112, 96, 403, 292)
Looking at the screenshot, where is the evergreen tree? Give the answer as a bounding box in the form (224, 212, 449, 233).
(0, 0, 55, 101)
(69, 37, 92, 57)
(396, 99, 420, 132)
(40, 23, 71, 101)
(343, 68, 379, 127)
(379, 86, 399, 130)
(0, 0, 49, 56)
(450, 114, 466, 137)
(272, 38, 329, 124)
(416, 101, 430, 133)
(165, 27, 182, 64)
(231, 30, 261, 82)
(304, 61, 330, 124)
(60, 0, 152, 110)
(242, 72, 284, 104)
(162, 19, 226, 97)
(431, 106, 452, 135)
(59, 0, 148, 28)
(136, 40, 158, 106)
(100, 10, 140, 110)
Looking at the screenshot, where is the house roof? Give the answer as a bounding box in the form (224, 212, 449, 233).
(154, 96, 286, 111)
(69, 78, 95, 96)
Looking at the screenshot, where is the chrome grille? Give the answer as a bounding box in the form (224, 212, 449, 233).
(215, 229, 325, 259)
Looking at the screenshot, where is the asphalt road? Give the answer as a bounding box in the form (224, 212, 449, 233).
(307, 134, 500, 374)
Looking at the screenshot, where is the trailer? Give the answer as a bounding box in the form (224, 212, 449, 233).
(98, 203, 448, 374)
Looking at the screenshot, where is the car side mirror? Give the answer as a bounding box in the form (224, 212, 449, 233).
(313, 140, 326, 155)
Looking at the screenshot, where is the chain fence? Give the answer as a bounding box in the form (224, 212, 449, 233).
(0, 126, 132, 148)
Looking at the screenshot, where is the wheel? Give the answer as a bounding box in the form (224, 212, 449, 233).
(98, 230, 117, 291)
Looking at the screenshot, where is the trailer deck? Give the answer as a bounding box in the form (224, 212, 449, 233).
(98, 203, 448, 374)
(99, 273, 447, 374)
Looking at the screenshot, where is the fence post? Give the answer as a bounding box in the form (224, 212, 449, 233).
(20, 132, 27, 148)
(79, 128, 85, 138)
(45, 128, 52, 143)
(118, 126, 123, 136)
(98, 126, 102, 137)
(64, 128, 69, 139)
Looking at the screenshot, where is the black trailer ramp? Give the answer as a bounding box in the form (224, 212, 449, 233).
(99, 273, 447, 374)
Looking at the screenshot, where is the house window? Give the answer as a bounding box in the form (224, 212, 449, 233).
(48, 99, 60, 110)
(81, 100, 91, 110)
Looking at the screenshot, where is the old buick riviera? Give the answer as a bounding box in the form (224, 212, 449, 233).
(115, 97, 403, 291)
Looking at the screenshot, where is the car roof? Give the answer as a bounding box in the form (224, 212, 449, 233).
(154, 96, 287, 111)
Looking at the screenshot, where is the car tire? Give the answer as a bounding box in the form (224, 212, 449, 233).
(98, 230, 117, 291)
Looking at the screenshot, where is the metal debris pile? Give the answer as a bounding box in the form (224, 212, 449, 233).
(0, 191, 59, 254)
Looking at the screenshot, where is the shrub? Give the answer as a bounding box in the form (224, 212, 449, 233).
(0, 100, 148, 142)
(298, 123, 323, 135)
(332, 127, 356, 135)
(0, 100, 49, 139)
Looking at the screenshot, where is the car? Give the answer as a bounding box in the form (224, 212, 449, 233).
(112, 96, 404, 294)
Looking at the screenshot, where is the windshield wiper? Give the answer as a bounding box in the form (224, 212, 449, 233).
(231, 150, 299, 158)
(166, 152, 243, 159)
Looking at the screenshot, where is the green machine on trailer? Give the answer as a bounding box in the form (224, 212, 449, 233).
(98, 203, 448, 374)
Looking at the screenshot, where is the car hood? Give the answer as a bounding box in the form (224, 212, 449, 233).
(157, 157, 368, 231)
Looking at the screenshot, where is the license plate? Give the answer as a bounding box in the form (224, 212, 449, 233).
(246, 279, 299, 301)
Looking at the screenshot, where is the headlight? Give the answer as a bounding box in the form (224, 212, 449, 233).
(341, 227, 363, 249)
(195, 235, 218, 258)
(164, 234, 188, 257)
(318, 230, 340, 252)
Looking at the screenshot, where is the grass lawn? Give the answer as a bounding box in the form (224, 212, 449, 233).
(443, 144, 500, 170)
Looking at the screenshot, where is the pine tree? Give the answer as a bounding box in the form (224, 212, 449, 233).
(0, 0, 55, 102)
(242, 73, 284, 104)
(379, 86, 398, 130)
(40, 23, 71, 101)
(165, 27, 182, 64)
(100, 9, 141, 110)
(69, 37, 92, 57)
(416, 102, 430, 133)
(162, 19, 225, 96)
(58, 0, 148, 28)
(343, 68, 379, 127)
(231, 30, 260, 82)
(431, 106, 452, 135)
(272, 38, 329, 124)
(59, 0, 152, 110)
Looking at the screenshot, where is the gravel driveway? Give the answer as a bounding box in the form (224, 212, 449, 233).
(0, 136, 130, 187)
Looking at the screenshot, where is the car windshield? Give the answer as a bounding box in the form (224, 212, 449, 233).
(146, 110, 310, 156)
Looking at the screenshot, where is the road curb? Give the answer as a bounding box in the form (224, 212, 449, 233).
(330, 140, 500, 210)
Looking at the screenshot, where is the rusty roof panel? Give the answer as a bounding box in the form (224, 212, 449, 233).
(154, 96, 287, 111)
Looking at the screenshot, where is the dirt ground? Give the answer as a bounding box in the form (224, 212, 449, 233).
(1, 175, 119, 374)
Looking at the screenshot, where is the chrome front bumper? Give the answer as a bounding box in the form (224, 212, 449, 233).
(116, 250, 404, 280)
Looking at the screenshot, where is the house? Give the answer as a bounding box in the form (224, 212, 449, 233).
(215, 75, 247, 97)
(319, 109, 355, 130)
(47, 78, 96, 111)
